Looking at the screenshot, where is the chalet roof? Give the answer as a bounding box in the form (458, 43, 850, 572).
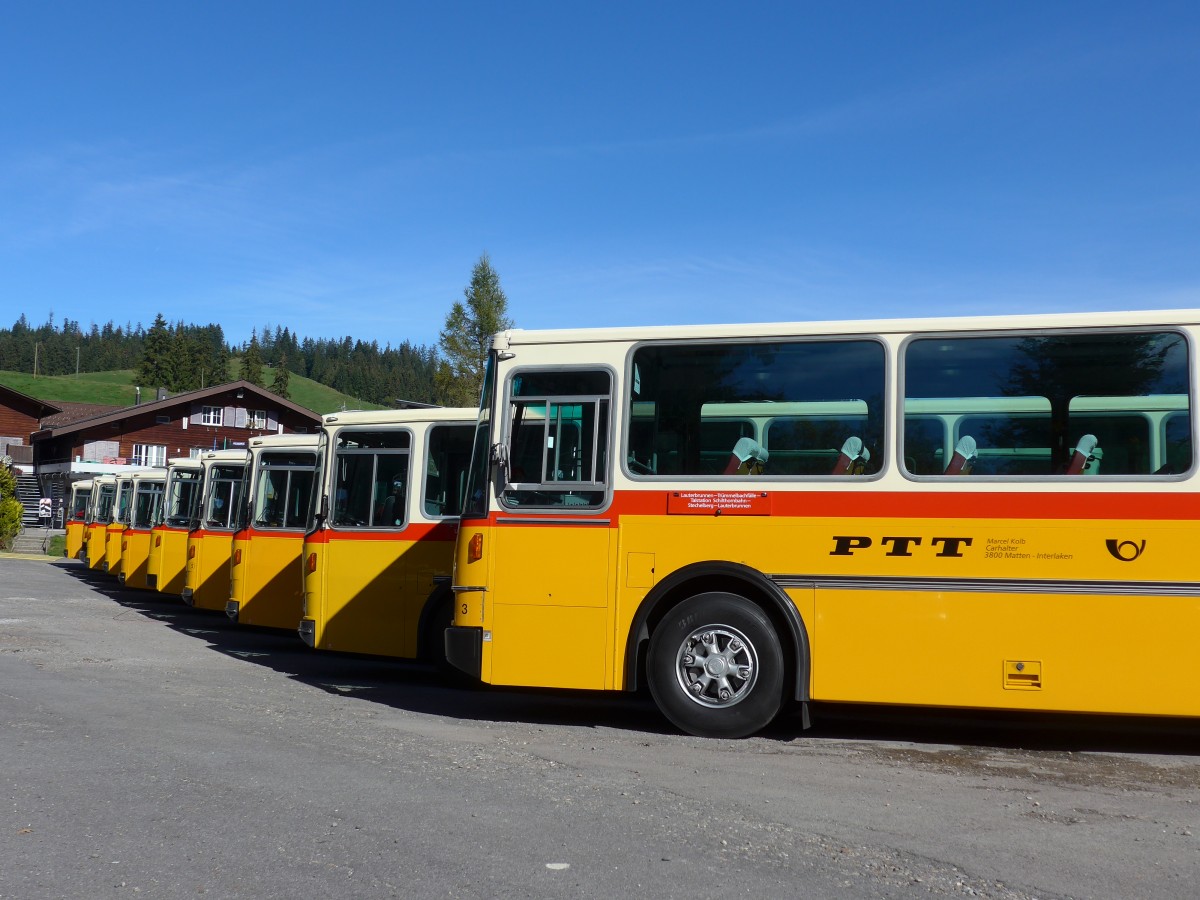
(30, 380, 321, 441)
(40, 402, 122, 429)
(0, 383, 62, 420)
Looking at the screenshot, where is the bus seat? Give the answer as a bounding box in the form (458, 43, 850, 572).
(722, 437, 769, 475)
(1066, 434, 1100, 475)
(944, 435, 977, 475)
(831, 436, 870, 475)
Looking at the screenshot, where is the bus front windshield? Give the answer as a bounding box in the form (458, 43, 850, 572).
(71, 489, 91, 520)
(132, 482, 164, 529)
(204, 465, 245, 530)
(164, 469, 202, 528)
(252, 452, 316, 529)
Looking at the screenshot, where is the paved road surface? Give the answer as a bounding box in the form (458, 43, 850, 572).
(1, 559, 1197, 898)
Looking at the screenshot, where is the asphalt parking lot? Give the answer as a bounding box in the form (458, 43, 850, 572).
(2, 557, 1198, 899)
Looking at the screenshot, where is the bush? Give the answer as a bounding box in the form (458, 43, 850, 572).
(0, 462, 21, 550)
(0, 497, 21, 551)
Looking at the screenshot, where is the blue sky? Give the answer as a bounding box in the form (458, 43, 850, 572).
(2, 2, 1198, 351)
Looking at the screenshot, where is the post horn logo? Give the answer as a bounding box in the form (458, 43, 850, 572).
(1105, 539, 1146, 562)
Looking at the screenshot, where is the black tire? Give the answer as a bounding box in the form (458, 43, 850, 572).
(419, 590, 479, 687)
(418, 590, 455, 666)
(647, 592, 784, 739)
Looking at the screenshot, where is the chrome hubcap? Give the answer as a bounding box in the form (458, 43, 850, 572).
(675, 624, 758, 708)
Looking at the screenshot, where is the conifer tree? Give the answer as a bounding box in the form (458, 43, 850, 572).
(270, 353, 291, 400)
(169, 321, 197, 391)
(203, 325, 231, 386)
(135, 313, 175, 393)
(240, 331, 265, 386)
(437, 254, 514, 407)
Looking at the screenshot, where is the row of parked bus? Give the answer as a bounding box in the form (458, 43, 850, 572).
(57, 309, 1200, 738)
(64, 408, 477, 665)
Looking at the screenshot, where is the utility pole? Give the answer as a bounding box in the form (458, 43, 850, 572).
(33, 343, 39, 377)
(76, 346, 80, 377)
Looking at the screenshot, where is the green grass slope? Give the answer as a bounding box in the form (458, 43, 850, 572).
(0, 366, 383, 416)
(0, 369, 138, 406)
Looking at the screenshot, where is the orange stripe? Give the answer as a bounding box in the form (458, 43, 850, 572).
(467, 489, 1199, 525)
(188, 529, 236, 540)
(306, 521, 458, 543)
(235, 529, 305, 543)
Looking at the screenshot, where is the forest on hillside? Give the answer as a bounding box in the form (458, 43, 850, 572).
(2, 256, 512, 409)
(0, 313, 441, 406)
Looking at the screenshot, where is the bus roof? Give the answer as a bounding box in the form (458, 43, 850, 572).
(491, 308, 1200, 350)
(248, 433, 320, 449)
(321, 407, 478, 428)
(199, 450, 249, 471)
(200, 449, 249, 462)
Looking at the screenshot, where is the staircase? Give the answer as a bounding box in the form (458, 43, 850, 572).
(16, 474, 43, 527)
(9, 526, 54, 555)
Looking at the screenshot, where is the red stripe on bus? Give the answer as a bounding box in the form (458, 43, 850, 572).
(306, 522, 458, 543)
(188, 529, 236, 540)
(467, 490, 1199, 525)
(233, 530, 306, 542)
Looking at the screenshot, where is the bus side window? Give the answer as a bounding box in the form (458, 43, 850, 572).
(501, 369, 611, 509)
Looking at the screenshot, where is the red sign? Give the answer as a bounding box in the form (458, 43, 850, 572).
(666, 491, 771, 516)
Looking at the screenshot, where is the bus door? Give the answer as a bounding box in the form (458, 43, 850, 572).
(66, 483, 91, 560)
(86, 480, 116, 570)
(233, 450, 317, 628)
(123, 476, 164, 589)
(185, 463, 245, 610)
(488, 368, 614, 689)
(319, 428, 418, 654)
(153, 464, 202, 593)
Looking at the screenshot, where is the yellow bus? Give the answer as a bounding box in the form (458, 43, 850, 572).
(84, 475, 116, 571)
(147, 457, 203, 594)
(300, 408, 476, 659)
(65, 479, 92, 560)
(448, 310, 1198, 737)
(120, 470, 166, 590)
(183, 450, 249, 611)
(227, 434, 320, 629)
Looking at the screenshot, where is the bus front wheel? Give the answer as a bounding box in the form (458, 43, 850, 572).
(647, 592, 784, 739)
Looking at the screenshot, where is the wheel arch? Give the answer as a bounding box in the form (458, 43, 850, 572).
(623, 561, 810, 704)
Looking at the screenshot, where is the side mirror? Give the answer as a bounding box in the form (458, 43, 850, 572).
(490, 442, 510, 485)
